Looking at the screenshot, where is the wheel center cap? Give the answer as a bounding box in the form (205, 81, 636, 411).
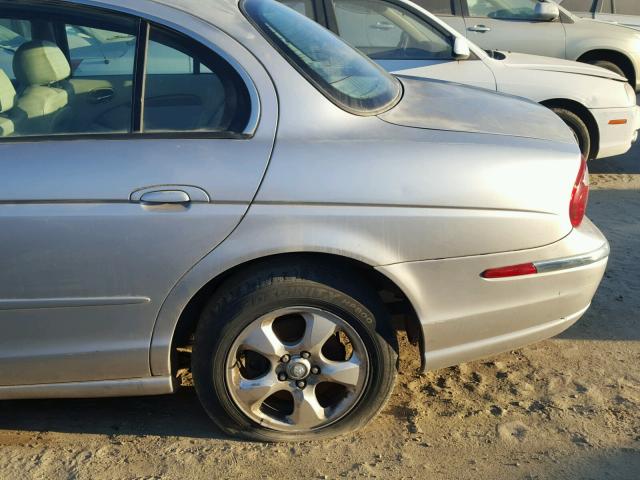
(287, 358, 311, 380)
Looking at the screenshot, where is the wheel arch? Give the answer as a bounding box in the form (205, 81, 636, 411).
(576, 49, 636, 87)
(540, 98, 600, 159)
(150, 252, 424, 379)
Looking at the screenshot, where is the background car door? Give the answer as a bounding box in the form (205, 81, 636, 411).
(459, 0, 567, 57)
(326, 0, 496, 89)
(0, 6, 276, 386)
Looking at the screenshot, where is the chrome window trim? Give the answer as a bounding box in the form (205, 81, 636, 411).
(533, 241, 610, 274)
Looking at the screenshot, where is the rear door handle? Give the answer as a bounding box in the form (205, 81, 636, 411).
(130, 185, 210, 204)
(468, 25, 491, 33)
(139, 190, 191, 204)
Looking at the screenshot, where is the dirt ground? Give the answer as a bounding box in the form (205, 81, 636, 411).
(0, 146, 639, 480)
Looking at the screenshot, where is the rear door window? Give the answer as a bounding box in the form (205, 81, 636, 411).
(0, 4, 252, 139)
(0, 9, 137, 137)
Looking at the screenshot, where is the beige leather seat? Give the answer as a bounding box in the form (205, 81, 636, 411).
(0, 69, 16, 137)
(13, 40, 73, 135)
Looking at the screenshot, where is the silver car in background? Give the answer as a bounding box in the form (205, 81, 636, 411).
(0, 0, 608, 441)
(558, 0, 640, 30)
(433, 0, 640, 91)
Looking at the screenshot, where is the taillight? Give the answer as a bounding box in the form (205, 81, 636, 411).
(481, 263, 538, 279)
(569, 155, 589, 228)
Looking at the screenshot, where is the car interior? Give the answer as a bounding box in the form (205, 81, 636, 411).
(0, 12, 250, 138)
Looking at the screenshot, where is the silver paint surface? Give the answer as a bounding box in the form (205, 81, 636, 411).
(0, 0, 608, 399)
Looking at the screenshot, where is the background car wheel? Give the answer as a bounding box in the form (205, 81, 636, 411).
(551, 107, 591, 159)
(586, 60, 626, 79)
(191, 259, 398, 442)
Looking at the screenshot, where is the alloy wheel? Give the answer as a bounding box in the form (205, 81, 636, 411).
(225, 306, 369, 432)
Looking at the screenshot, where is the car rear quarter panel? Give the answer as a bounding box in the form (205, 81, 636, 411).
(150, 0, 583, 376)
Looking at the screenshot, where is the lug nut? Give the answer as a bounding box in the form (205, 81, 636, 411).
(280, 354, 291, 363)
(296, 380, 306, 389)
(278, 373, 287, 381)
(301, 351, 311, 359)
(311, 366, 320, 375)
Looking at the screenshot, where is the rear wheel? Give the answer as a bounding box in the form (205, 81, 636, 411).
(551, 107, 591, 159)
(191, 260, 398, 442)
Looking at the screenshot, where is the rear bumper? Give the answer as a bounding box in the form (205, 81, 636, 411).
(592, 105, 640, 159)
(377, 218, 608, 371)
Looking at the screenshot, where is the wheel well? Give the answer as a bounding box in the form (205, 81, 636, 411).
(170, 253, 424, 373)
(577, 49, 636, 86)
(541, 98, 600, 159)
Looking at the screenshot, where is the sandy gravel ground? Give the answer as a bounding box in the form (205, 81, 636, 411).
(0, 147, 638, 480)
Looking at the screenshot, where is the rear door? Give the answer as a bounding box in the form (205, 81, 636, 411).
(0, 2, 276, 386)
(461, 0, 567, 58)
(324, 0, 496, 89)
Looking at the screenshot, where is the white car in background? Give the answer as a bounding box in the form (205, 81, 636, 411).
(558, 0, 640, 30)
(286, 0, 640, 159)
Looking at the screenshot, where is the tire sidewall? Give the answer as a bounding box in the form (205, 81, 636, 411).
(553, 107, 590, 158)
(192, 277, 397, 442)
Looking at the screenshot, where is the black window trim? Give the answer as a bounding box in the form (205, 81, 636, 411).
(0, 0, 256, 143)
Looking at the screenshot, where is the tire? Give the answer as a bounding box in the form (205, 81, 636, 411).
(551, 107, 592, 159)
(586, 59, 626, 79)
(191, 258, 398, 442)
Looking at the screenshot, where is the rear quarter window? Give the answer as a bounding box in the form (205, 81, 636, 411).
(242, 0, 401, 115)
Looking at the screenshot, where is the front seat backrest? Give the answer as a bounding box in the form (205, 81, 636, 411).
(13, 40, 72, 135)
(0, 69, 16, 137)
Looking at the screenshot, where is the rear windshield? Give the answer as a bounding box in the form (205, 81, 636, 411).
(242, 0, 402, 115)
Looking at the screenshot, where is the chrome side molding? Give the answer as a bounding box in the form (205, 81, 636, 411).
(534, 242, 610, 274)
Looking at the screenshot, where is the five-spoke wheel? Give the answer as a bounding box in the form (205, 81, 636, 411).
(226, 307, 368, 431)
(191, 260, 398, 441)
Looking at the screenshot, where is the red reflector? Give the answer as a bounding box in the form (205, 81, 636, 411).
(570, 156, 590, 228)
(481, 263, 538, 279)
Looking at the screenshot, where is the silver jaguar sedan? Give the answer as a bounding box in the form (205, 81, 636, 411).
(0, 0, 608, 441)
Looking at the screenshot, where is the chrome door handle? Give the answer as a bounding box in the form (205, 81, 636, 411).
(468, 25, 491, 33)
(139, 190, 191, 204)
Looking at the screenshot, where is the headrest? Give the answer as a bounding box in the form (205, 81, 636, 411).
(13, 40, 71, 86)
(0, 116, 14, 137)
(0, 69, 16, 113)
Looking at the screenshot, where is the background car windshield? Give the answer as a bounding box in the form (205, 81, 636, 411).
(243, 0, 401, 114)
(467, 0, 539, 19)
